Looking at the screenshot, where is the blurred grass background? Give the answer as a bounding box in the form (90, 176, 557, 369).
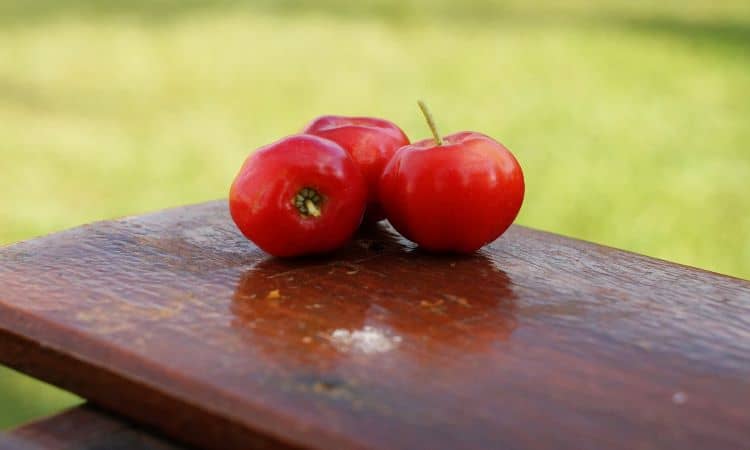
(1, 0, 749, 429)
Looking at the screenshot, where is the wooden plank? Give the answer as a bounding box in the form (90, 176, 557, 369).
(0, 434, 40, 450)
(0, 200, 748, 450)
(6, 405, 185, 450)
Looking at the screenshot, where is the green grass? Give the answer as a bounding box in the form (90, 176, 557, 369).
(1, 0, 749, 429)
(0, 367, 80, 429)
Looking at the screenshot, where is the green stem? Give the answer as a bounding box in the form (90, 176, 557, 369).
(418, 100, 443, 146)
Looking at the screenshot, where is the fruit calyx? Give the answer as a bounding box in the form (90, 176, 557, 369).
(294, 187, 323, 217)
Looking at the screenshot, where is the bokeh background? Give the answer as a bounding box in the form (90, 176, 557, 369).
(1, 0, 749, 429)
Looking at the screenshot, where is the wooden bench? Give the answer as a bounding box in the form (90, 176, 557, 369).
(0, 201, 748, 449)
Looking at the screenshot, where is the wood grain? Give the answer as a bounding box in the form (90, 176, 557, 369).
(0, 200, 748, 450)
(6, 405, 185, 450)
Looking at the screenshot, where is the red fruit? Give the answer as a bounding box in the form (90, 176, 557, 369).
(229, 134, 367, 257)
(379, 103, 524, 253)
(303, 115, 410, 223)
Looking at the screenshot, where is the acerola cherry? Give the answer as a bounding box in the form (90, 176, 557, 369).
(379, 102, 525, 253)
(229, 134, 367, 257)
(303, 115, 410, 223)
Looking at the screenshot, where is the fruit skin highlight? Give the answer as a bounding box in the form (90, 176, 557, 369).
(303, 115, 410, 223)
(230, 134, 367, 257)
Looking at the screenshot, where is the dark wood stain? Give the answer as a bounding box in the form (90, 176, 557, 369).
(0, 200, 748, 450)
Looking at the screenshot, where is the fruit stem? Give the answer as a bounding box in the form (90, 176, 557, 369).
(305, 199, 321, 217)
(418, 100, 443, 146)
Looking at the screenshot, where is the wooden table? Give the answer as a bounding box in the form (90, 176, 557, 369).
(0, 201, 748, 450)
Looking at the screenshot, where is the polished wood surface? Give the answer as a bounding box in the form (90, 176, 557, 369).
(0, 200, 748, 450)
(6, 405, 185, 450)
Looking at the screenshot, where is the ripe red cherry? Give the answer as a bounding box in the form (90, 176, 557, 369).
(229, 134, 367, 257)
(302, 115, 410, 223)
(379, 102, 525, 253)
